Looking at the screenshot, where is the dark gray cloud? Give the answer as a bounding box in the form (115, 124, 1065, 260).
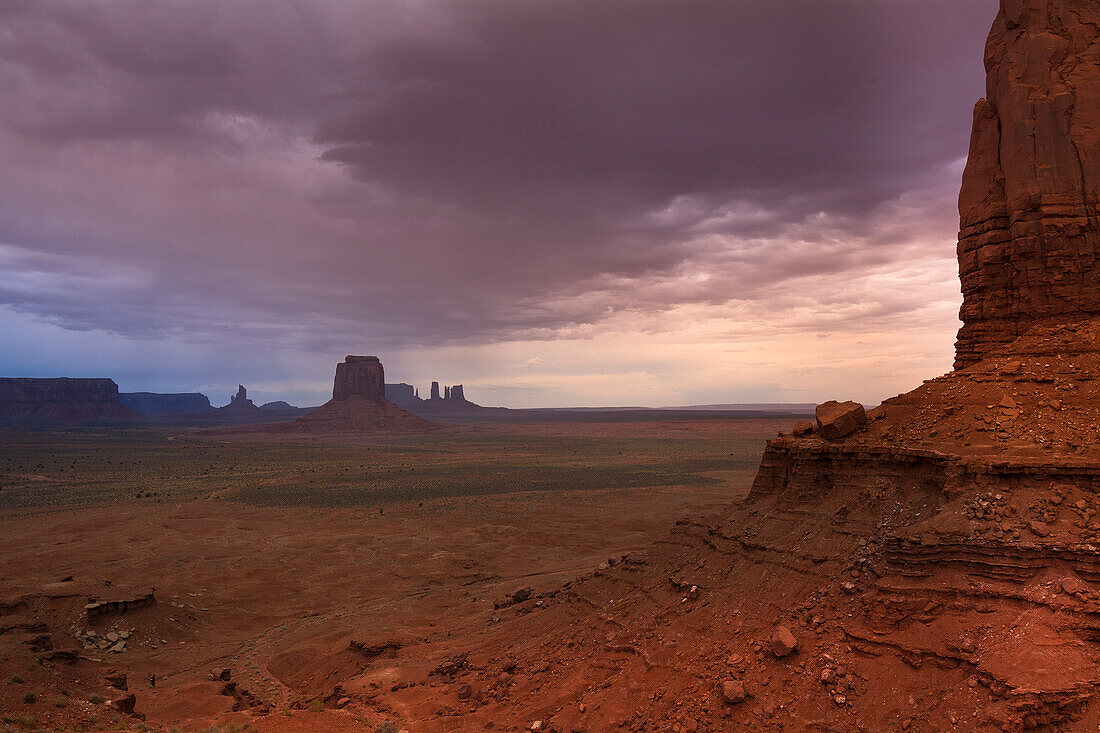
(0, 0, 996, 391)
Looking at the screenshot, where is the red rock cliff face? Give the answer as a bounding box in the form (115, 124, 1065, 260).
(955, 0, 1100, 368)
(332, 355, 385, 402)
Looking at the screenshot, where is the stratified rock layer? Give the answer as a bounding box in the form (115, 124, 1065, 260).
(0, 378, 137, 422)
(955, 0, 1100, 367)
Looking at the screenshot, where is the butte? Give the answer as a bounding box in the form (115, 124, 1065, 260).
(293, 355, 434, 433)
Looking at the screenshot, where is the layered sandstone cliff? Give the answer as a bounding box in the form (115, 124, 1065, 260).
(0, 378, 137, 422)
(955, 0, 1100, 367)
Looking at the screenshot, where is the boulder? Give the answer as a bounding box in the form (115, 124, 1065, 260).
(769, 626, 798, 657)
(814, 401, 867, 440)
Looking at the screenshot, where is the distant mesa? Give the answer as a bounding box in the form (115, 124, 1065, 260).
(0, 377, 138, 423)
(217, 384, 262, 414)
(385, 379, 484, 416)
(120, 392, 214, 416)
(295, 356, 433, 432)
(260, 400, 297, 411)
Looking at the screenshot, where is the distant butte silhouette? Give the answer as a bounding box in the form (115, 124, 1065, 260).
(294, 355, 433, 432)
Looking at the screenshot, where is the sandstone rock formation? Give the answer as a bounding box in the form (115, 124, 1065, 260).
(954, 0, 1100, 367)
(295, 356, 433, 432)
(120, 392, 213, 415)
(221, 385, 260, 411)
(333, 356, 385, 401)
(0, 378, 137, 422)
(736, 1, 1100, 725)
(385, 380, 484, 415)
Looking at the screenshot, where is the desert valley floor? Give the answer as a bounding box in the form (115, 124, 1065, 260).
(0, 417, 790, 732)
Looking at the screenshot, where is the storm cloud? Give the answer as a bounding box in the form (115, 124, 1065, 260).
(0, 0, 996, 406)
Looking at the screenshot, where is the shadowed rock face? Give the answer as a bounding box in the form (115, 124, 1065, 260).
(955, 0, 1100, 368)
(120, 392, 213, 415)
(295, 356, 433, 433)
(218, 384, 261, 413)
(0, 378, 136, 421)
(333, 356, 385, 402)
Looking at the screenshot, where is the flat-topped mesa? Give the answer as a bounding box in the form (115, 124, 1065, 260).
(332, 355, 385, 402)
(0, 377, 137, 422)
(954, 0, 1100, 368)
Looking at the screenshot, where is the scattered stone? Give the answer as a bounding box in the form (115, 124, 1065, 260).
(106, 670, 127, 690)
(1062, 577, 1082, 595)
(495, 587, 534, 609)
(1029, 521, 1051, 538)
(720, 679, 747, 704)
(769, 626, 798, 657)
(431, 652, 469, 678)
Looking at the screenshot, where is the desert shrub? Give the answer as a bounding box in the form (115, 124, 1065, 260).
(306, 699, 325, 712)
(90, 692, 106, 704)
(54, 695, 68, 707)
(21, 690, 35, 704)
(8, 674, 23, 684)
(376, 723, 399, 733)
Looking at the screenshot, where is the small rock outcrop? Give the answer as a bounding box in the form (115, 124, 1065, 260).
(295, 356, 433, 432)
(259, 401, 296, 411)
(0, 378, 137, 422)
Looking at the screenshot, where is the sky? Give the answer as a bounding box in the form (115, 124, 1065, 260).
(0, 0, 998, 408)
